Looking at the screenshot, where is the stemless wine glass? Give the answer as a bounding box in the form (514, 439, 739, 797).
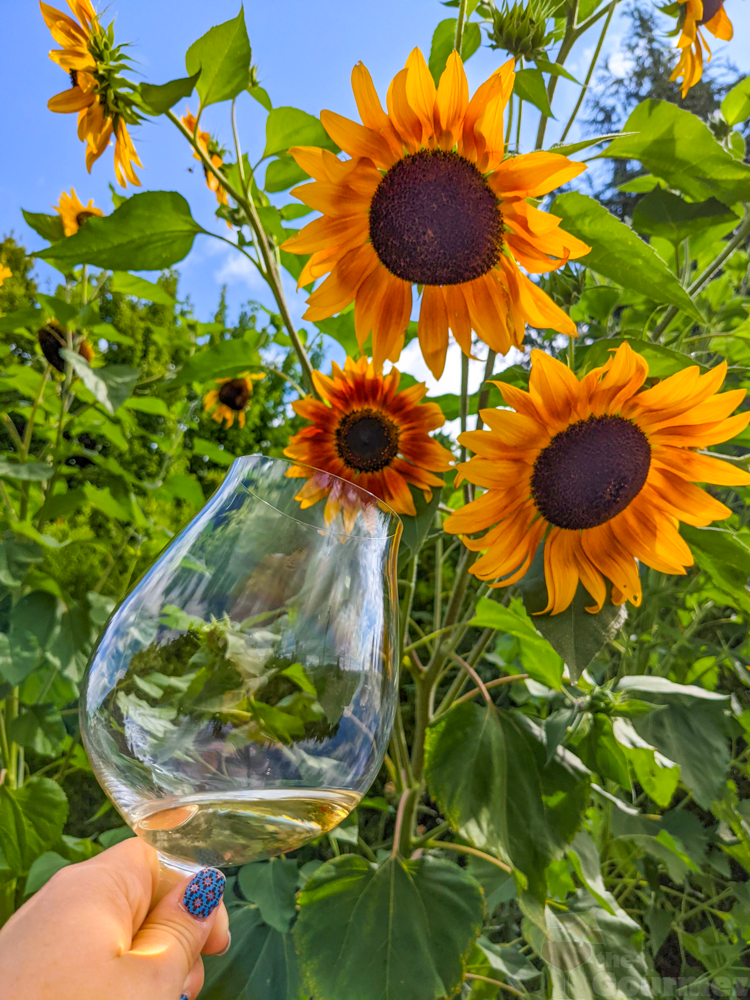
(80, 455, 401, 878)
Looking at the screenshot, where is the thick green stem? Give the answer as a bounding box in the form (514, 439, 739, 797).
(535, 0, 579, 151)
(454, 0, 469, 51)
(558, 0, 616, 143)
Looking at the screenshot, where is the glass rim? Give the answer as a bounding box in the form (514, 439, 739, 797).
(229, 454, 403, 540)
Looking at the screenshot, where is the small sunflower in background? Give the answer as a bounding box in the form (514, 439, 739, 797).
(40, 0, 142, 186)
(53, 188, 104, 236)
(37, 320, 94, 372)
(181, 109, 229, 209)
(203, 373, 265, 429)
(284, 356, 453, 522)
(669, 0, 733, 97)
(445, 342, 750, 615)
(282, 48, 589, 377)
(0, 265, 11, 288)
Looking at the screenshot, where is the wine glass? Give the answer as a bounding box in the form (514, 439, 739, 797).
(80, 455, 401, 878)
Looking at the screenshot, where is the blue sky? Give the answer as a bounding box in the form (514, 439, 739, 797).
(3, 0, 750, 393)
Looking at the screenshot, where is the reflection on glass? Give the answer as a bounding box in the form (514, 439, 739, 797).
(80, 455, 401, 872)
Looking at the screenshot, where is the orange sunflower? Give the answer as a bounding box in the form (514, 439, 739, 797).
(281, 48, 589, 378)
(53, 188, 104, 236)
(670, 0, 733, 97)
(203, 373, 265, 429)
(182, 109, 229, 209)
(284, 356, 453, 521)
(41, 0, 142, 186)
(444, 342, 750, 614)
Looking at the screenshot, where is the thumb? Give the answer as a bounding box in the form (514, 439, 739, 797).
(124, 867, 229, 995)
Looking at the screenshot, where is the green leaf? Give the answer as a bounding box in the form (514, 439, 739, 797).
(294, 854, 483, 1000)
(0, 776, 68, 875)
(428, 18, 482, 85)
(265, 154, 310, 192)
(568, 831, 614, 913)
(4, 591, 60, 686)
(611, 718, 680, 809)
(551, 192, 703, 322)
(680, 524, 750, 614)
(248, 85, 273, 111)
(59, 350, 113, 414)
(519, 542, 627, 682)
(618, 676, 730, 809)
(574, 337, 707, 378)
(238, 859, 299, 933)
(8, 704, 66, 758)
(24, 852, 71, 897)
(514, 68, 554, 118)
(618, 174, 664, 193)
(37, 293, 77, 329)
(548, 132, 636, 157)
(110, 271, 176, 305)
(36, 192, 203, 271)
(470, 596, 563, 690)
(185, 10, 252, 108)
(466, 857, 516, 911)
(0, 307, 43, 334)
(192, 437, 236, 466)
(632, 190, 737, 245)
(22, 210, 65, 244)
(425, 703, 551, 892)
(0, 539, 42, 588)
(723, 77, 750, 127)
(263, 107, 339, 159)
(313, 311, 361, 356)
(137, 71, 201, 114)
(400, 485, 442, 558)
(0, 459, 53, 482)
(203, 899, 302, 1000)
(525, 891, 651, 1000)
(577, 714, 631, 788)
(602, 99, 750, 207)
(123, 396, 169, 416)
(169, 332, 261, 387)
(535, 56, 580, 82)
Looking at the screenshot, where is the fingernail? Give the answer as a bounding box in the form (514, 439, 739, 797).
(179, 995, 189, 1000)
(182, 867, 225, 920)
(216, 930, 232, 957)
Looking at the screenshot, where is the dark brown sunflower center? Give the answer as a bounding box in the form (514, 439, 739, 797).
(336, 408, 400, 473)
(368, 149, 503, 285)
(531, 415, 651, 531)
(218, 379, 250, 411)
(697, 0, 724, 24)
(69, 70, 78, 87)
(76, 211, 96, 228)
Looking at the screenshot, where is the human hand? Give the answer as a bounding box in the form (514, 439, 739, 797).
(0, 837, 230, 1000)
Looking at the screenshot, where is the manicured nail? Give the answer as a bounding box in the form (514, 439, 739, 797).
(216, 930, 232, 957)
(182, 867, 225, 919)
(179, 995, 189, 1000)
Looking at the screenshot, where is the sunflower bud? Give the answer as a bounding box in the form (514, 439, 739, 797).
(484, 0, 562, 61)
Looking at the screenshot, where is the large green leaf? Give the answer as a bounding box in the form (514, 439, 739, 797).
(680, 524, 750, 614)
(425, 702, 551, 896)
(0, 459, 53, 482)
(22, 210, 64, 244)
(722, 77, 750, 127)
(428, 18, 481, 85)
(169, 333, 261, 387)
(237, 859, 299, 934)
(519, 543, 627, 682)
(632, 190, 737, 246)
(263, 107, 338, 159)
(265, 155, 310, 193)
(514, 68, 554, 118)
(185, 10, 252, 108)
(4, 591, 60, 686)
(36, 192, 204, 271)
(400, 485, 442, 559)
(470, 596, 563, 690)
(0, 776, 68, 875)
(110, 271, 175, 306)
(137, 71, 201, 114)
(602, 99, 750, 206)
(611, 719, 680, 809)
(8, 704, 66, 758)
(294, 854, 483, 1000)
(551, 192, 703, 322)
(524, 891, 651, 1000)
(202, 899, 302, 1000)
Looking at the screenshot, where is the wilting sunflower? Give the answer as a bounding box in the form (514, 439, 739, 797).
(281, 49, 589, 378)
(670, 0, 733, 97)
(203, 373, 265, 429)
(54, 188, 104, 236)
(182, 109, 229, 209)
(41, 0, 142, 186)
(38, 320, 94, 372)
(0, 265, 11, 287)
(445, 342, 750, 614)
(284, 356, 453, 521)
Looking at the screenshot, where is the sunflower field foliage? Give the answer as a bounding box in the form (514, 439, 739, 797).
(4, 0, 750, 997)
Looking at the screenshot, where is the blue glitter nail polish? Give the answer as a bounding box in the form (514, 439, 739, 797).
(182, 867, 225, 919)
(179, 995, 189, 1000)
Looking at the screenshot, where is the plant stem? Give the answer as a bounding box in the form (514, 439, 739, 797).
(424, 839, 512, 872)
(515, 59, 524, 153)
(451, 655, 494, 708)
(454, 0, 469, 51)
(558, 0, 616, 143)
(453, 673, 529, 707)
(474, 350, 496, 431)
(465, 974, 525, 997)
(535, 0, 579, 150)
(231, 98, 249, 197)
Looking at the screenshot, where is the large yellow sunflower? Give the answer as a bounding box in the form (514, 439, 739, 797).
(182, 108, 230, 209)
(0, 266, 11, 288)
(53, 188, 104, 236)
(281, 49, 589, 378)
(203, 373, 265, 429)
(670, 0, 733, 97)
(41, 0, 142, 186)
(284, 356, 453, 521)
(444, 342, 750, 614)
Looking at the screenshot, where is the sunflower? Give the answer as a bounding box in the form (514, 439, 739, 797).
(0, 265, 11, 288)
(444, 342, 750, 614)
(284, 356, 453, 524)
(181, 109, 229, 209)
(38, 320, 94, 372)
(670, 0, 733, 97)
(203, 373, 265, 429)
(41, 0, 142, 186)
(280, 49, 589, 378)
(53, 188, 104, 236)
